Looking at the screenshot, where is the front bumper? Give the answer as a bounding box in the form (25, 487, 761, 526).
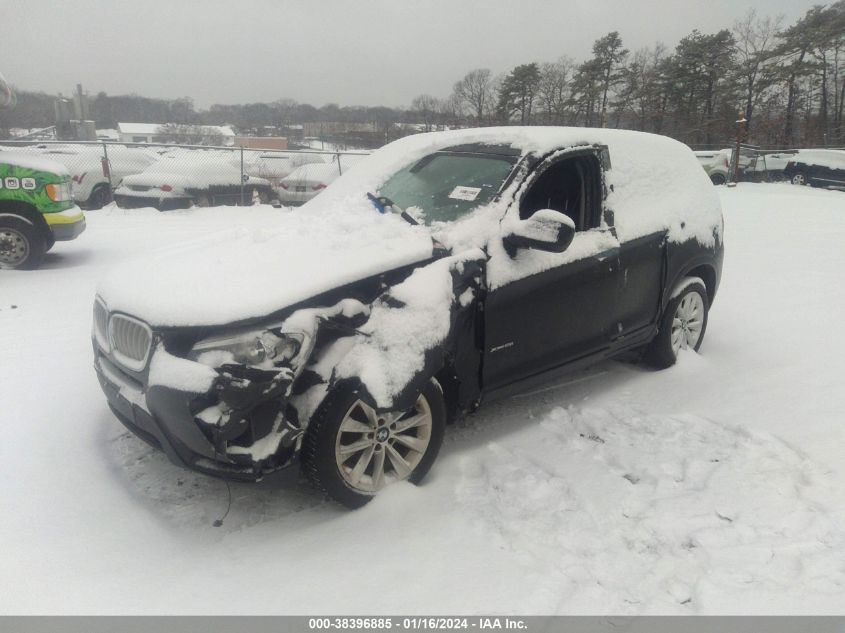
(94, 347, 299, 481)
(44, 206, 86, 241)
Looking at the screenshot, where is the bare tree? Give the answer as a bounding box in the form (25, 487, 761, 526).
(733, 9, 783, 136)
(156, 123, 222, 145)
(536, 57, 574, 124)
(452, 68, 495, 124)
(410, 94, 441, 132)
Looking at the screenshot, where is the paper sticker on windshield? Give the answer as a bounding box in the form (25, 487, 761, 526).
(449, 186, 481, 201)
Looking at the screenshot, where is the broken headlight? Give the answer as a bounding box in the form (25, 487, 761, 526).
(188, 328, 309, 371)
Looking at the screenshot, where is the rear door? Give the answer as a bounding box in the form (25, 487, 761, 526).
(613, 230, 666, 341)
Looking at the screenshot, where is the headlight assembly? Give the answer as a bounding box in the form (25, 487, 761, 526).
(189, 328, 309, 370)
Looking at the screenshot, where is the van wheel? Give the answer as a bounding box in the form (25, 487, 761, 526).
(0, 216, 46, 270)
(302, 380, 446, 508)
(710, 173, 726, 185)
(644, 278, 709, 369)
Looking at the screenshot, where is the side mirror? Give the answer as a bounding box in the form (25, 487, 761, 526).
(503, 209, 576, 256)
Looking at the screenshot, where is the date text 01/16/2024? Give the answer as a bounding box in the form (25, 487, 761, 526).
(307, 617, 528, 630)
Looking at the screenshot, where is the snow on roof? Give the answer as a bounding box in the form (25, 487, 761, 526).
(312, 126, 722, 246)
(795, 149, 845, 168)
(0, 150, 70, 175)
(282, 162, 342, 182)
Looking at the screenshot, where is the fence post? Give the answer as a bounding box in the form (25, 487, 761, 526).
(101, 141, 113, 191)
(336, 151, 342, 176)
(240, 145, 245, 206)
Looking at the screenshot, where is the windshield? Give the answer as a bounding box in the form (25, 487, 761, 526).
(378, 151, 517, 225)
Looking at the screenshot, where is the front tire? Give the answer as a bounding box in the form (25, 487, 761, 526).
(791, 171, 808, 186)
(0, 216, 46, 270)
(302, 380, 446, 508)
(644, 278, 709, 369)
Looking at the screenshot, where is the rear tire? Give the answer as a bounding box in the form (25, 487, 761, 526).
(644, 278, 709, 369)
(301, 379, 446, 508)
(710, 173, 727, 185)
(86, 184, 112, 210)
(0, 216, 46, 270)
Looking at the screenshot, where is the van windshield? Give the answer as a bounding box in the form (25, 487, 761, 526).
(378, 152, 517, 225)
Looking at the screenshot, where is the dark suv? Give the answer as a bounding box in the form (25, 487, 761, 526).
(784, 149, 845, 188)
(93, 127, 724, 507)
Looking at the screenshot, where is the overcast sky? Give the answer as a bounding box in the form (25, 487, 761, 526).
(2, 0, 824, 109)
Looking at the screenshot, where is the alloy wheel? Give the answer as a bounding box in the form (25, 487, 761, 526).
(671, 291, 705, 356)
(334, 396, 433, 493)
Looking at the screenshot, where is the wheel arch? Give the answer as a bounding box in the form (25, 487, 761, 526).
(684, 263, 717, 305)
(0, 199, 50, 237)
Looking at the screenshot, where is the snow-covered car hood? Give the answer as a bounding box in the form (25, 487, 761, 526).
(97, 205, 434, 327)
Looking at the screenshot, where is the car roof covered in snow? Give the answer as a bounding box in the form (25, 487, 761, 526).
(309, 126, 722, 246)
(282, 162, 343, 182)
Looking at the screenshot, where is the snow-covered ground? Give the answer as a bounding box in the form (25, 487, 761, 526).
(1, 184, 844, 614)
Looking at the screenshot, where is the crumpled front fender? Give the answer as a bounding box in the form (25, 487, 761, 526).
(299, 249, 486, 416)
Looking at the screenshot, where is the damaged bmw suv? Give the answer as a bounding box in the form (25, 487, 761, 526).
(93, 127, 724, 507)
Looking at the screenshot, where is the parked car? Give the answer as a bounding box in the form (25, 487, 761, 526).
(693, 150, 731, 185)
(113, 154, 274, 210)
(19, 144, 159, 209)
(0, 151, 85, 269)
(784, 149, 845, 188)
(93, 127, 724, 507)
(276, 163, 343, 205)
(242, 151, 326, 191)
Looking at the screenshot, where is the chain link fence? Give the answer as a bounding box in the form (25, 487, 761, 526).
(0, 140, 370, 210)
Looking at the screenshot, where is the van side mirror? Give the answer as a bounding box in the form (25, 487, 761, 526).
(503, 209, 576, 256)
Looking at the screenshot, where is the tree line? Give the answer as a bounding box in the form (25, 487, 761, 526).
(2, 2, 842, 149)
(434, 2, 844, 148)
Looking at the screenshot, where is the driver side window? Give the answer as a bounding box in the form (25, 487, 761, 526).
(519, 155, 601, 231)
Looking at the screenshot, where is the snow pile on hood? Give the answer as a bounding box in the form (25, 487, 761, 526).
(97, 207, 434, 327)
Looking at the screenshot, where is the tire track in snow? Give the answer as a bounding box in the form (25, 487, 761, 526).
(455, 405, 845, 613)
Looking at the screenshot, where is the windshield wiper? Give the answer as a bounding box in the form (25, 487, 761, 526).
(366, 192, 419, 226)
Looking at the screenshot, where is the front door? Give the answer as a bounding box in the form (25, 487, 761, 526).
(481, 151, 621, 391)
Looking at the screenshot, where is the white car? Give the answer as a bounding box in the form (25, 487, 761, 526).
(693, 150, 731, 185)
(114, 154, 273, 210)
(29, 144, 159, 209)
(242, 152, 326, 191)
(276, 162, 344, 204)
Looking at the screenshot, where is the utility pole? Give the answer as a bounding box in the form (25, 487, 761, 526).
(732, 113, 747, 184)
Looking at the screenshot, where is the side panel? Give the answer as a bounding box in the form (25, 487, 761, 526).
(613, 230, 666, 338)
(482, 231, 619, 391)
